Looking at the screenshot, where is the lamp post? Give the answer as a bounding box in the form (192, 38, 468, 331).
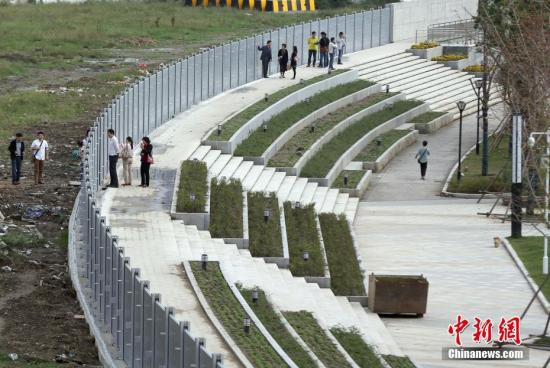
(511, 113, 523, 238)
(470, 79, 483, 155)
(528, 131, 550, 275)
(456, 101, 467, 182)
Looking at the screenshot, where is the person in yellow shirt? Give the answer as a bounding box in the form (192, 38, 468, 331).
(307, 31, 319, 67)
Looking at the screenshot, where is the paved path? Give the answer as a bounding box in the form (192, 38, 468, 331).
(354, 105, 550, 367)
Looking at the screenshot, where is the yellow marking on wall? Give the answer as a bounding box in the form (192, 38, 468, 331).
(300, 0, 306, 11)
(290, 0, 297, 11)
(261, 0, 266, 11)
(308, 0, 315, 10)
(272, 0, 279, 12)
(281, 0, 288, 11)
(249, 0, 254, 9)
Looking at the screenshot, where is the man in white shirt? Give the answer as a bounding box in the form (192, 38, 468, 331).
(107, 128, 121, 188)
(31, 131, 49, 185)
(337, 32, 346, 65)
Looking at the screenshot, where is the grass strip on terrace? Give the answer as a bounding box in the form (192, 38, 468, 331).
(283, 202, 324, 277)
(382, 355, 417, 368)
(353, 129, 411, 162)
(301, 100, 423, 178)
(209, 177, 243, 238)
(283, 311, 353, 368)
(331, 327, 385, 368)
(176, 160, 208, 213)
(332, 170, 366, 189)
(268, 92, 395, 167)
(507, 236, 550, 301)
(319, 213, 366, 296)
(248, 192, 283, 257)
(234, 80, 375, 157)
(208, 70, 346, 141)
(239, 287, 317, 368)
(189, 262, 287, 367)
(409, 111, 445, 125)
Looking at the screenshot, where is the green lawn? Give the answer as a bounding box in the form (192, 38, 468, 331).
(176, 160, 208, 213)
(410, 111, 445, 125)
(382, 355, 417, 368)
(268, 92, 394, 167)
(301, 100, 423, 178)
(209, 178, 244, 238)
(446, 135, 510, 193)
(283, 311, 353, 368)
(331, 327, 385, 368)
(353, 129, 411, 162)
(208, 70, 345, 141)
(508, 236, 550, 301)
(190, 262, 287, 367)
(319, 213, 366, 296)
(0, 353, 63, 368)
(332, 170, 366, 189)
(239, 288, 317, 368)
(247, 192, 283, 257)
(234, 80, 375, 157)
(283, 202, 325, 277)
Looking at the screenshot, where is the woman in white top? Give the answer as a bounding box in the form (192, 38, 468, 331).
(120, 137, 134, 186)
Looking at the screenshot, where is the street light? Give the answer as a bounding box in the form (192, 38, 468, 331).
(456, 101, 467, 182)
(527, 131, 550, 275)
(470, 79, 483, 155)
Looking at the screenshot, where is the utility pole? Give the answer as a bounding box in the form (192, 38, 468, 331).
(511, 113, 523, 237)
(481, 26, 490, 176)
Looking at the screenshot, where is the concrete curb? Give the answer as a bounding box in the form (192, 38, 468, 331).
(500, 237, 550, 314)
(304, 216, 332, 289)
(325, 102, 429, 187)
(182, 261, 255, 368)
(348, 219, 369, 306)
(295, 93, 406, 177)
(262, 83, 382, 165)
(414, 112, 453, 134)
(364, 129, 418, 173)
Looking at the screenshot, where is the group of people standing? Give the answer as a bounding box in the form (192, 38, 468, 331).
(257, 31, 346, 79)
(8, 131, 49, 185)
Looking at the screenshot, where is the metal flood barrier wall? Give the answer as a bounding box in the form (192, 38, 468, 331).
(69, 8, 391, 368)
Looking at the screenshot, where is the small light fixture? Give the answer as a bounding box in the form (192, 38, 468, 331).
(376, 138, 382, 146)
(456, 100, 467, 112)
(201, 253, 208, 270)
(295, 201, 301, 209)
(263, 124, 267, 133)
(243, 316, 251, 334)
(252, 290, 259, 303)
(528, 135, 536, 148)
(263, 209, 270, 223)
(190, 193, 196, 201)
(309, 124, 315, 133)
(217, 124, 222, 136)
(303, 251, 309, 261)
(385, 84, 390, 94)
(264, 93, 269, 102)
(343, 174, 349, 187)
(299, 78, 305, 85)
(475, 79, 483, 90)
(328, 68, 332, 75)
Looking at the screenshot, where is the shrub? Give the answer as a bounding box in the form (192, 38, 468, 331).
(410, 111, 445, 125)
(382, 355, 417, 368)
(190, 262, 286, 367)
(431, 54, 467, 62)
(410, 41, 439, 49)
(463, 64, 485, 72)
(319, 213, 365, 296)
(283, 311, 353, 368)
(283, 202, 325, 277)
(353, 129, 410, 162)
(247, 192, 283, 257)
(239, 287, 317, 368)
(176, 160, 208, 213)
(331, 327, 385, 368)
(209, 177, 243, 238)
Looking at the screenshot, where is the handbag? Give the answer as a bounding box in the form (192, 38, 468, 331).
(147, 155, 154, 165)
(417, 148, 428, 164)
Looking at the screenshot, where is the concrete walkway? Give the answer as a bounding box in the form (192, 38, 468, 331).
(354, 105, 549, 367)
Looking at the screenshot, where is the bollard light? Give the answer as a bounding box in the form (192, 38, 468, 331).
(376, 138, 382, 146)
(295, 201, 301, 209)
(310, 124, 315, 133)
(243, 316, 251, 334)
(263, 209, 270, 223)
(343, 174, 349, 187)
(264, 93, 269, 102)
(217, 124, 222, 136)
(252, 290, 259, 304)
(300, 78, 305, 85)
(190, 193, 196, 201)
(201, 253, 208, 270)
(303, 251, 309, 262)
(263, 124, 267, 133)
(385, 84, 390, 94)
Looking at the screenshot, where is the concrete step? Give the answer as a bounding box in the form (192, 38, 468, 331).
(231, 160, 254, 183)
(299, 182, 319, 205)
(202, 149, 222, 168)
(358, 55, 420, 75)
(345, 197, 360, 223)
(391, 68, 458, 91)
(265, 171, 287, 194)
(401, 72, 472, 96)
(313, 186, 329, 213)
(286, 178, 309, 203)
(429, 89, 478, 111)
(242, 165, 265, 190)
(408, 79, 473, 102)
(277, 176, 298, 203)
(376, 63, 451, 88)
(209, 154, 232, 177)
(218, 156, 243, 179)
(320, 189, 340, 213)
(351, 52, 411, 71)
(190, 145, 211, 161)
(251, 168, 276, 192)
(366, 60, 442, 82)
(406, 75, 473, 100)
(333, 193, 349, 215)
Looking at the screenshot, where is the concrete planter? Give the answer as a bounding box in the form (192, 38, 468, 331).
(262, 83, 382, 164)
(438, 57, 471, 71)
(414, 112, 453, 134)
(368, 274, 429, 316)
(338, 170, 372, 198)
(406, 45, 443, 60)
(363, 130, 418, 173)
(303, 216, 332, 289)
(295, 93, 406, 178)
(204, 70, 358, 154)
(325, 103, 429, 187)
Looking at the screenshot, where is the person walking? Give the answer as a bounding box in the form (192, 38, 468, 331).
(140, 137, 153, 188)
(31, 131, 48, 185)
(415, 140, 430, 180)
(290, 46, 298, 79)
(8, 133, 24, 185)
(106, 129, 120, 188)
(257, 40, 272, 78)
(120, 136, 134, 186)
(306, 31, 319, 67)
(337, 32, 346, 65)
(328, 37, 337, 70)
(278, 43, 289, 78)
(318, 32, 329, 67)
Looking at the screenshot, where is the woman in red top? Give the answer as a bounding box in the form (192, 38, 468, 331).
(139, 136, 153, 187)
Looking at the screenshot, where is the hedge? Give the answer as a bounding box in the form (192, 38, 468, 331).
(331, 327, 385, 368)
(353, 129, 410, 162)
(409, 111, 445, 125)
(209, 177, 243, 238)
(247, 192, 283, 257)
(382, 355, 417, 368)
(176, 160, 208, 213)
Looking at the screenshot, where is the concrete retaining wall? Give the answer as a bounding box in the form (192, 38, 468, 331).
(415, 112, 454, 134)
(390, 0, 478, 42)
(295, 93, 406, 177)
(363, 130, 419, 173)
(406, 46, 443, 60)
(262, 84, 382, 164)
(326, 103, 429, 187)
